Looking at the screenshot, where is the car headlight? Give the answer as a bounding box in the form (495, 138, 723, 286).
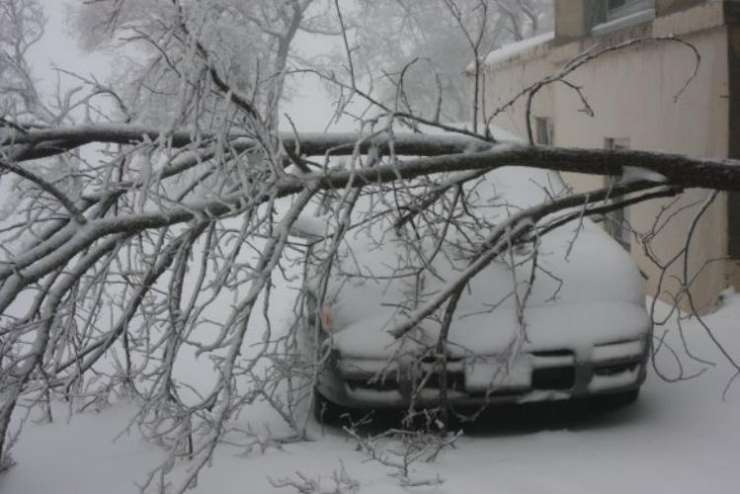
(304, 289, 334, 334)
(320, 304, 334, 332)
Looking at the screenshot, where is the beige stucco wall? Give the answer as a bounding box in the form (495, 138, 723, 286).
(476, 3, 732, 311)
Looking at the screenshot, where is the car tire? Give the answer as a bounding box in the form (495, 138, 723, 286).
(313, 390, 347, 425)
(589, 388, 640, 411)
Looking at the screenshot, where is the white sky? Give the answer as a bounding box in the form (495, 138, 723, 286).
(29, 0, 352, 132)
(29, 1, 111, 102)
(282, 28, 352, 131)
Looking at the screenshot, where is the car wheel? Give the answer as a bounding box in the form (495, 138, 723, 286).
(589, 388, 640, 411)
(313, 390, 347, 425)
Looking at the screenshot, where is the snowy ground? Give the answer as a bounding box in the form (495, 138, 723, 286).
(1, 294, 739, 494)
(9, 4, 737, 493)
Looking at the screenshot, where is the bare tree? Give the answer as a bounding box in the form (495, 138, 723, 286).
(351, 0, 552, 122)
(0, 0, 46, 121)
(70, 0, 334, 128)
(1, 0, 740, 491)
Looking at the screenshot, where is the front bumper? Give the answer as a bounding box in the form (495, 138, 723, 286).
(316, 338, 649, 409)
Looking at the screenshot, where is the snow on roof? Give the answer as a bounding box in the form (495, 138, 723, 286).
(474, 31, 554, 69)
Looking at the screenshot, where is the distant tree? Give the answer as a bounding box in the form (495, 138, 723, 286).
(351, 0, 552, 122)
(70, 0, 335, 129)
(0, 0, 46, 121)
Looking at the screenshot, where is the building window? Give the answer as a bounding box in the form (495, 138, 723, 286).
(590, 0, 655, 35)
(604, 137, 629, 151)
(608, 0, 653, 20)
(535, 117, 553, 146)
(730, 193, 740, 260)
(604, 138, 631, 251)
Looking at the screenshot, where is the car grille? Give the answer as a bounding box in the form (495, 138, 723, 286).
(346, 367, 466, 392)
(531, 349, 573, 358)
(339, 342, 644, 399)
(341, 351, 580, 393)
(467, 388, 528, 399)
(346, 376, 399, 392)
(419, 353, 463, 364)
(593, 361, 639, 376)
(531, 366, 575, 390)
(423, 370, 466, 391)
(529, 349, 576, 390)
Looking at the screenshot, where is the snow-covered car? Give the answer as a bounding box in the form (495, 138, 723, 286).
(299, 152, 651, 421)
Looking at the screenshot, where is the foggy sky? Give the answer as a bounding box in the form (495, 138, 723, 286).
(30, 0, 352, 132)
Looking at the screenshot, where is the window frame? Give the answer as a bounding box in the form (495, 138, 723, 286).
(604, 137, 632, 251)
(607, 0, 654, 20)
(589, 0, 655, 36)
(534, 116, 553, 146)
(729, 192, 740, 260)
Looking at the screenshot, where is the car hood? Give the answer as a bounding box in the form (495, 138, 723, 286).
(330, 300, 649, 360)
(313, 168, 648, 359)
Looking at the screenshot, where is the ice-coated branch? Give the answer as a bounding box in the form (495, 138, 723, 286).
(5, 127, 740, 190)
(387, 180, 680, 339)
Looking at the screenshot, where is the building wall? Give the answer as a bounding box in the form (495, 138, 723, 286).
(476, 2, 733, 311)
(727, 2, 740, 289)
(657, 0, 709, 16)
